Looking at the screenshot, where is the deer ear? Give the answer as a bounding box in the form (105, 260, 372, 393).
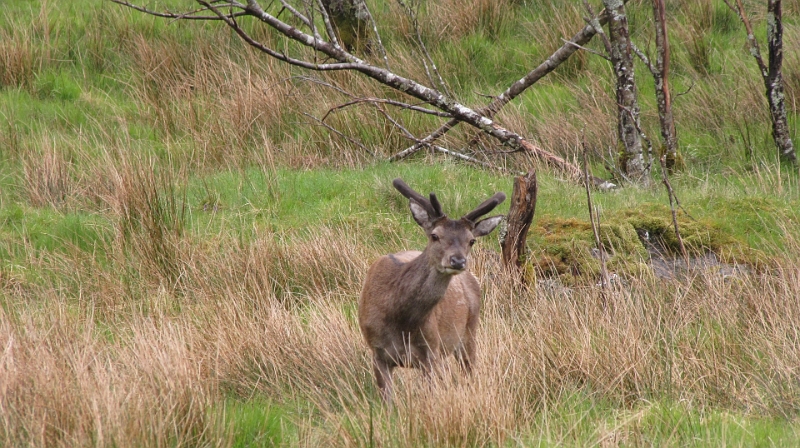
(473, 215, 503, 237)
(409, 200, 433, 229)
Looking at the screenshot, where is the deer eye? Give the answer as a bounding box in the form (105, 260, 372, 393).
(431, 234, 440, 242)
(469, 239, 476, 246)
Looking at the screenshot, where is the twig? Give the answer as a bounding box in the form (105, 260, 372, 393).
(389, 122, 457, 161)
(673, 78, 695, 99)
(631, 41, 655, 74)
(376, 106, 505, 171)
(431, 146, 505, 170)
(321, 98, 452, 121)
(562, 39, 610, 61)
(362, 1, 390, 70)
(314, 0, 341, 48)
(582, 131, 609, 301)
(109, 0, 249, 20)
(278, 0, 313, 29)
(659, 155, 687, 258)
(301, 112, 376, 157)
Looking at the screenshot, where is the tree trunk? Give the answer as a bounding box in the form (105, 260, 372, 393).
(321, 0, 373, 54)
(726, 0, 796, 165)
(651, 0, 680, 170)
(501, 169, 537, 270)
(766, 0, 796, 164)
(602, 0, 647, 181)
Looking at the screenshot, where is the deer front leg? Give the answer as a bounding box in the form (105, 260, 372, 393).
(456, 313, 478, 375)
(372, 353, 394, 404)
(455, 338, 475, 375)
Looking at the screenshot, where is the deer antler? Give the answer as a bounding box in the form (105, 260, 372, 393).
(462, 192, 506, 223)
(392, 178, 445, 219)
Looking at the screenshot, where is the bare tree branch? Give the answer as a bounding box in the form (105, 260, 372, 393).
(116, 0, 615, 187)
(321, 98, 452, 121)
(723, 0, 768, 78)
(313, 0, 341, 47)
(562, 38, 610, 61)
(363, 1, 390, 70)
(110, 0, 249, 20)
(393, 0, 627, 162)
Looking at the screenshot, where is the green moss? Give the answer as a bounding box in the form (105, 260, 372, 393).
(621, 204, 735, 254)
(528, 202, 760, 284)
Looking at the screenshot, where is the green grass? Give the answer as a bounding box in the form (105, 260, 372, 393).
(216, 391, 800, 446)
(2, 0, 800, 446)
(218, 398, 297, 447)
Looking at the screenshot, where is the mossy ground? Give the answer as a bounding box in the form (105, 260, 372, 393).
(528, 202, 768, 285)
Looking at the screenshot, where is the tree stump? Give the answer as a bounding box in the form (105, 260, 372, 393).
(501, 169, 538, 271)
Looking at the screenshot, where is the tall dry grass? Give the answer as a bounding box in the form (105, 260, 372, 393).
(3, 216, 800, 445)
(22, 136, 75, 208)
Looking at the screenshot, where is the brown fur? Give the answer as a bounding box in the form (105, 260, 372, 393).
(358, 180, 504, 402)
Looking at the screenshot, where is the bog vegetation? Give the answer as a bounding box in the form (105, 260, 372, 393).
(1, 0, 800, 445)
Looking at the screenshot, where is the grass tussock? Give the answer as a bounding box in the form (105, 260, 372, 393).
(425, 0, 515, 41)
(0, 306, 215, 447)
(22, 137, 75, 208)
(0, 22, 38, 88)
(83, 147, 187, 289)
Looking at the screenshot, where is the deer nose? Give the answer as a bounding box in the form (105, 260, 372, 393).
(449, 256, 466, 271)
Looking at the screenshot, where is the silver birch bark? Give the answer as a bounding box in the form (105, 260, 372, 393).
(602, 0, 647, 181)
(725, 0, 796, 164)
(766, 0, 796, 164)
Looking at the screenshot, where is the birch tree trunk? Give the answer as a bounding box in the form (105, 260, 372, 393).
(766, 0, 796, 164)
(602, 0, 647, 181)
(725, 0, 796, 164)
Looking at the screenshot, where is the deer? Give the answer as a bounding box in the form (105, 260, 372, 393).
(358, 178, 506, 402)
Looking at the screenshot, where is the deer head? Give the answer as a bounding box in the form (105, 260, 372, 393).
(392, 178, 506, 274)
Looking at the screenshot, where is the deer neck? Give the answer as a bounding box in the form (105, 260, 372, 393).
(392, 248, 455, 330)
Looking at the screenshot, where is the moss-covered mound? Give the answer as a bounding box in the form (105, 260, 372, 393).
(527, 203, 758, 284)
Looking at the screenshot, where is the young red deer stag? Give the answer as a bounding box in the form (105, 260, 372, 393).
(359, 178, 506, 402)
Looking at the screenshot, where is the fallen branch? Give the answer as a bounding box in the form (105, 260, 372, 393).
(115, 0, 615, 187)
(392, 1, 627, 161)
